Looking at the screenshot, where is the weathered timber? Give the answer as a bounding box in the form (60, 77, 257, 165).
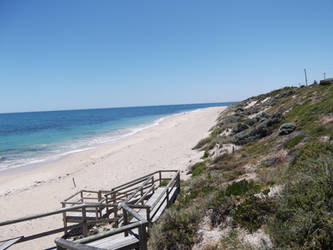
(1, 170, 179, 250)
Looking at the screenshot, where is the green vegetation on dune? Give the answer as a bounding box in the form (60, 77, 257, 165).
(149, 83, 333, 250)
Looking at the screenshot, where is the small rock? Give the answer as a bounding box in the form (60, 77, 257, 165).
(278, 123, 296, 135)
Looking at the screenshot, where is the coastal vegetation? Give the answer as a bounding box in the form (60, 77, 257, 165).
(148, 82, 333, 249)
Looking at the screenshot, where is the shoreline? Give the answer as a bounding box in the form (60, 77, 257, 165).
(0, 114, 168, 175)
(0, 106, 225, 249)
(0, 115, 167, 178)
(0, 107, 216, 177)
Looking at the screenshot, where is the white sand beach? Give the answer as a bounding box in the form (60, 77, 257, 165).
(0, 106, 225, 249)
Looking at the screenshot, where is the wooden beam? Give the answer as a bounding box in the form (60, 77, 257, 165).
(55, 238, 104, 250)
(74, 221, 146, 244)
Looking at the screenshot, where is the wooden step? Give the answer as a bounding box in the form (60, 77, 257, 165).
(87, 235, 139, 250)
(66, 216, 97, 222)
(131, 187, 177, 223)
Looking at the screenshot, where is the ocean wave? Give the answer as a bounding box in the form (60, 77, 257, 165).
(0, 115, 165, 172)
(0, 104, 229, 173)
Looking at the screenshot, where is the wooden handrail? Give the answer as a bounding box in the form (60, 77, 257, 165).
(75, 221, 146, 244)
(150, 171, 180, 210)
(104, 170, 177, 195)
(120, 203, 144, 222)
(63, 190, 83, 202)
(135, 185, 155, 205)
(3, 169, 179, 249)
(124, 176, 153, 204)
(0, 203, 118, 227)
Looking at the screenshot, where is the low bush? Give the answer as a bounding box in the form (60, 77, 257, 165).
(191, 161, 206, 176)
(160, 180, 169, 186)
(284, 134, 305, 149)
(211, 127, 222, 137)
(232, 195, 276, 232)
(149, 207, 202, 250)
(208, 191, 236, 226)
(193, 137, 211, 149)
(225, 179, 261, 196)
(268, 145, 333, 249)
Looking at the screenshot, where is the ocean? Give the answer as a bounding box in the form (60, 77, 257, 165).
(0, 103, 232, 172)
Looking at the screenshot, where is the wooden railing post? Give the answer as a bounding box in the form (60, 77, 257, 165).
(56, 245, 66, 250)
(114, 205, 119, 228)
(82, 207, 88, 237)
(140, 188, 144, 204)
(177, 172, 180, 192)
(61, 202, 68, 236)
(97, 191, 102, 218)
(159, 171, 162, 186)
(139, 224, 148, 250)
(166, 187, 170, 207)
(146, 207, 150, 223)
(123, 208, 128, 237)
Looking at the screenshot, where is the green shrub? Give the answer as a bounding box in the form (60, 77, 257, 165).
(212, 153, 232, 164)
(193, 137, 211, 149)
(285, 134, 305, 149)
(268, 148, 333, 249)
(148, 207, 202, 250)
(201, 150, 209, 159)
(223, 170, 244, 181)
(291, 142, 333, 170)
(232, 195, 276, 233)
(191, 162, 206, 176)
(211, 127, 222, 137)
(208, 191, 236, 226)
(262, 188, 270, 195)
(226, 179, 261, 196)
(160, 180, 169, 186)
(309, 124, 329, 136)
(177, 174, 217, 207)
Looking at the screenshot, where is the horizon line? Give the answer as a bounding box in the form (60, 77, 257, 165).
(0, 101, 238, 115)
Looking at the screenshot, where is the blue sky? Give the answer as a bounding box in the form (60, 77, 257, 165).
(0, 0, 332, 113)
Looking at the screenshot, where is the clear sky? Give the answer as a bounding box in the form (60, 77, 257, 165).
(0, 0, 332, 113)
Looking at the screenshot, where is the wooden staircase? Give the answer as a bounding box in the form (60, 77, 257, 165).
(0, 170, 181, 250)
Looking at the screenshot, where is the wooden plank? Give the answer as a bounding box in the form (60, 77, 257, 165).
(0, 237, 23, 250)
(124, 176, 153, 203)
(66, 216, 97, 222)
(20, 223, 83, 242)
(135, 186, 155, 205)
(0, 170, 179, 249)
(55, 238, 104, 250)
(0, 204, 87, 226)
(150, 173, 179, 209)
(130, 187, 177, 223)
(88, 235, 139, 249)
(75, 222, 144, 244)
(120, 203, 144, 222)
(63, 190, 83, 202)
(150, 188, 177, 222)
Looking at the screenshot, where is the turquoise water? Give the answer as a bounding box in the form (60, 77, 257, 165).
(0, 103, 233, 171)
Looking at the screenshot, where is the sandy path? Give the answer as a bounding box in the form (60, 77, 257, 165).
(0, 106, 225, 249)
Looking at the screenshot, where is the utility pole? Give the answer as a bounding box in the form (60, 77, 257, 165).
(304, 68, 308, 86)
(323, 72, 326, 79)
